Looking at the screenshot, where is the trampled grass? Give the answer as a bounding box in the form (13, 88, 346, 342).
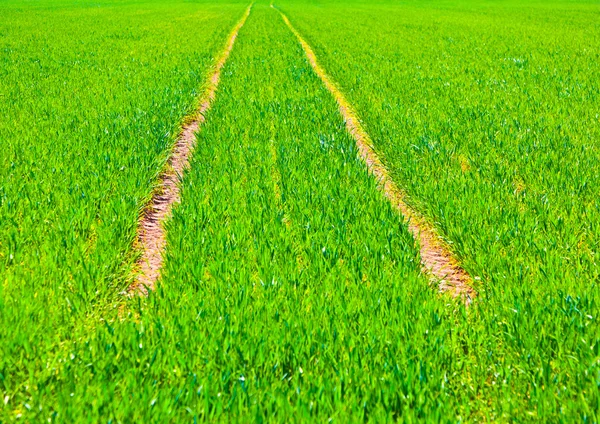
(1, 0, 598, 421)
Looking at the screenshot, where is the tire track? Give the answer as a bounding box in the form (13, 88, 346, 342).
(129, 4, 253, 295)
(274, 5, 476, 303)
(266, 120, 310, 274)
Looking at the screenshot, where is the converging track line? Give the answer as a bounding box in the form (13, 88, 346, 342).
(129, 4, 253, 295)
(274, 5, 476, 303)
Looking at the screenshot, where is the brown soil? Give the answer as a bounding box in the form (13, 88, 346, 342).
(129, 5, 252, 295)
(276, 7, 476, 304)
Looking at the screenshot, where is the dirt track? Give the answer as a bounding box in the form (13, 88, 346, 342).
(130, 5, 253, 295)
(275, 6, 476, 303)
(131, 3, 475, 302)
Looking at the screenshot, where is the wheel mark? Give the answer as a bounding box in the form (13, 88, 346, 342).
(130, 4, 253, 295)
(274, 5, 476, 304)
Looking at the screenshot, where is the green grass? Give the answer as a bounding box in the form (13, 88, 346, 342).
(1, 0, 599, 421)
(277, 0, 600, 419)
(0, 0, 246, 419)
(159, 4, 464, 420)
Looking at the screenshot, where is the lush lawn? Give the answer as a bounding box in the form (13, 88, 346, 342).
(0, 0, 246, 419)
(278, 0, 600, 419)
(1, 0, 598, 421)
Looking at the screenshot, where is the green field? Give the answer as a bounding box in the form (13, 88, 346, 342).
(1, 0, 599, 421)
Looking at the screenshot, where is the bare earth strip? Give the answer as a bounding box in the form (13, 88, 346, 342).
(129, 4, 253, 295)
(274, 6, 476, 303)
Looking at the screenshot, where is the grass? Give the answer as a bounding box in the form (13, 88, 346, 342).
(0, 0, 246, 419)
(1, 0, 598, 421)
(277, 0, 600, 419)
